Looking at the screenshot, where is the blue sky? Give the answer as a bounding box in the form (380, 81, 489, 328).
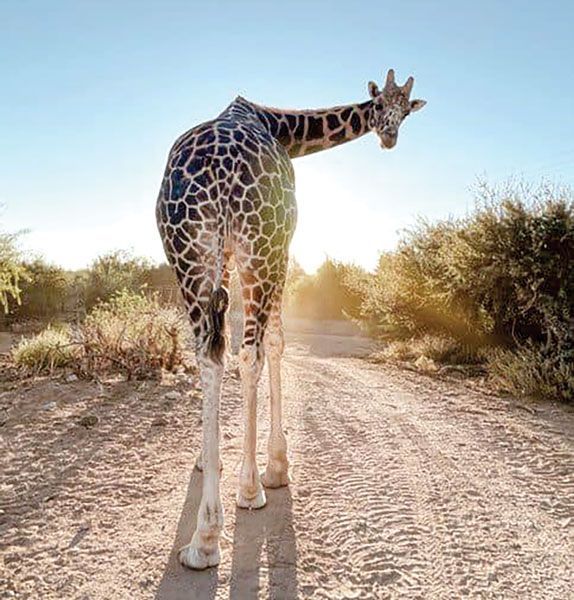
(1, 0, 573, 272)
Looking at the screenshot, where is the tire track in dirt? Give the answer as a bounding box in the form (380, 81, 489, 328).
(358, 367, 572, 598)
(281, 351, 574, 599)
(284, 357, 428, 599)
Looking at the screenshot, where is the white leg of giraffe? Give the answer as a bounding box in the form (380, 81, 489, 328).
(179, 351, 224, 569)
(195, 300, 231, 473)
(236, 342, 266, 509)
(261, 299, 289, 488)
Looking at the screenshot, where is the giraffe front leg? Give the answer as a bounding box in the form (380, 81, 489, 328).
(236, 343, 266, 509)
(179, 353, 224, 570)
(261, 310, 289, 489)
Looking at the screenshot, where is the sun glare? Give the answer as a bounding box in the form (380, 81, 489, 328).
(290, 162, 400, 273)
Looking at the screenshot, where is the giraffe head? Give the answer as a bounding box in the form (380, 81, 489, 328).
(367, 69, 426, 149)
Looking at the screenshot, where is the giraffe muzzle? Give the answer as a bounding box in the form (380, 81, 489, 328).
(380, 133, 397, 149)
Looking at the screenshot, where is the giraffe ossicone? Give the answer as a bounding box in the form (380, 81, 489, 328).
(156, 68, 426, 570)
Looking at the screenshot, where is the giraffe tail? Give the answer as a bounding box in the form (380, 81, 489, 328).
(207, 286, 229, 364)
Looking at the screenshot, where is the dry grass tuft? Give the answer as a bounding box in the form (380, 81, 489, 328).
(12, 327, 76, 374)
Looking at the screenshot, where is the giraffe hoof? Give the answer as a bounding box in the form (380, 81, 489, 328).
(236, 486, 266, 510)
(261, 467, 289, 489)
(179, 542, 220, 570)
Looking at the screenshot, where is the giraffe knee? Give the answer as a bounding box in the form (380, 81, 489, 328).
(238, 343, 264, 380)
(197, 349, 225, 376)
(264, 328, 284, 358)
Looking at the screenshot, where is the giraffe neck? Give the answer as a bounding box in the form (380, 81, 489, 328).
(232, 96, 373, 158)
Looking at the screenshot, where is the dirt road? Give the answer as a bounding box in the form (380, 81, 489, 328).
(1, 328, 573, 599)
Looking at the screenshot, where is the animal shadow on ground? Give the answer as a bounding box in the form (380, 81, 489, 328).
(155, 471, 298, 599)
(229, 486, 298, 599)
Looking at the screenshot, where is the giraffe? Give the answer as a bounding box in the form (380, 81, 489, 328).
(156, 68, 425, 569)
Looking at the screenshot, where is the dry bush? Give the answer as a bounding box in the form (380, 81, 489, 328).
(12, 291, 191, 380)
(12, 327, 76, 374)
(486, 344, 574, 402)
(78, 290, 190, 380)
(373, 335, 479, 374)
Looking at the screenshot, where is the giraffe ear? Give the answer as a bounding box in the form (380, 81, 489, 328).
(368, 81, 380, 98)
(410, 99, 427, 113)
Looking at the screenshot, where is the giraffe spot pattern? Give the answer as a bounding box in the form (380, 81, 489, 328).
(156, 100, 297, 350)
(157, 84, 417, 351)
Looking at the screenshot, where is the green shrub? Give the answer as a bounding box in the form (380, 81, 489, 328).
(12, 327, 76, 373)
(0, 229, 28, 313)
(355, 180, 573, 402)
(359, 219, 500, 344)
(10, 259, 69, 321)
(83, 250, 152, 310)
(283, 258, 306, 305)
(361, 181, 573, 347)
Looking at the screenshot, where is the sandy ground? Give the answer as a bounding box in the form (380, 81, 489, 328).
(1, 322, 573, 599)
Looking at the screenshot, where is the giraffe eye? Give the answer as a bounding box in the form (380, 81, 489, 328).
(375, 104, 383, 112)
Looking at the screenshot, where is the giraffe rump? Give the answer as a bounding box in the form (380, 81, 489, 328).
(206, 286, 229, 363)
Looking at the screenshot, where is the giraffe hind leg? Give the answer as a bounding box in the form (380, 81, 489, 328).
(261, 290, 289, 488)
(235, 265, 277, 510)
(179, 342, 225, 569)
(178, 268, 229, 569)
(236, 334, 267, 509)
